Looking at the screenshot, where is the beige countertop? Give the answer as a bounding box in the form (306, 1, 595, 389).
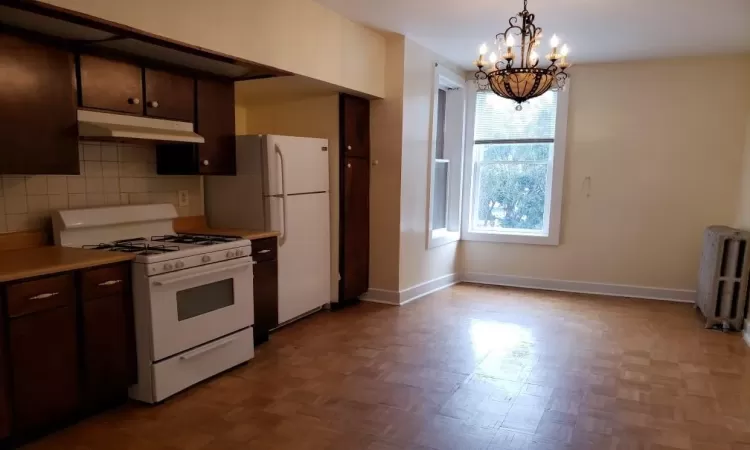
(0, 247, 135, 283)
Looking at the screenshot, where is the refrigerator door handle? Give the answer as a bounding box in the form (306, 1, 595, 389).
(275, 143, 289, 246)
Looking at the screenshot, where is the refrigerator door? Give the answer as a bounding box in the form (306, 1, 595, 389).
(268, 192, 331, 324)
(264, 135, 329, 196)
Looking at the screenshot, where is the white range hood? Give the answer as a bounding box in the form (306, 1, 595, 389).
(77, 110, 204, 144)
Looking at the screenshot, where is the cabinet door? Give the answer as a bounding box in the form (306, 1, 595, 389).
(82, 295, 133, 410)
(253, 258, 278, 345)
(145, 68, 195, 122)
(79, 54, 143, 115)
(0, 33, 78, 175)
(340, 94, 370, 159)
(9, 306, 79, 433)
(341, 157, 370, 301)
(196, 78, 236, 175)
(0, 302, 9, 439)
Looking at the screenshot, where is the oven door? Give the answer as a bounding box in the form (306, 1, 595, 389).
(148, 258, 253, 361)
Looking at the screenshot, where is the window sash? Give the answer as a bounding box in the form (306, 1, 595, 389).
(470, 159, 554, 235)
(474, 138, 555, 145)
(432, 159, 451, 231)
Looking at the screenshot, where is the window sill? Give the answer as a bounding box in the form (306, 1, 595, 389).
(428, 229, 460, 249)
(461, 230, 560, 246)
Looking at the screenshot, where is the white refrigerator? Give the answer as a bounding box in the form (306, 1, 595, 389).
(204, 135, 331, 325)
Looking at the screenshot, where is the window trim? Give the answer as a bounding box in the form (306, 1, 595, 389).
(426, 64, 466, 249)
(461, 82, 570, 245)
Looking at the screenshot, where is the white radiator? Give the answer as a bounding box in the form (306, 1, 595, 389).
(696, 226, 750, 331)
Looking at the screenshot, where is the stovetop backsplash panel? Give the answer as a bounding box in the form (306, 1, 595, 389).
(0, 141, 203, 233)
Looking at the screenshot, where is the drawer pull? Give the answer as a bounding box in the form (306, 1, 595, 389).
(29, 292, 59, 300)
(98, 279, 123, 287)
(179, 336, 237, 361)
(257, 249, 271, 254)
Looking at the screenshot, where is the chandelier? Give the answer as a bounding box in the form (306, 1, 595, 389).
(474, 0, 571, 110)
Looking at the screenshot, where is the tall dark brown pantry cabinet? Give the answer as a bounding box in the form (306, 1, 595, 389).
(338, 94, 370, 304)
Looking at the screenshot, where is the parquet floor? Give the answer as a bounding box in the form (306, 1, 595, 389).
(25, 284, 750, 450)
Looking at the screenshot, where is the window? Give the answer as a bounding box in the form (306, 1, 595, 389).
(427, 65, 466, 248)
(462, 86, 569, 245)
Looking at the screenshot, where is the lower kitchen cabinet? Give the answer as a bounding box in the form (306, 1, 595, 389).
(0, 262, 136, 440)
(9, 305, 79, 434)
(252, 237, 278, 345)
(81, 294, 134, 410)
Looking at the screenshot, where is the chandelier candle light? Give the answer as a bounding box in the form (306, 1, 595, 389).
(474, 0, 571, 110)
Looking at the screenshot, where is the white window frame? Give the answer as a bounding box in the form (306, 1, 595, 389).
(426, 64, 466, 249)
(461, 82, 570, 245)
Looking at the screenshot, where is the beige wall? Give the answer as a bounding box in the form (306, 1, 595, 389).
(462, 56, 750, 292)
(237, 94, 340, 301)
(40, 0, 386, 98)
(398, 39, 460, 291)
(734, 115, 750, 229)
(368, 34, 405, 292)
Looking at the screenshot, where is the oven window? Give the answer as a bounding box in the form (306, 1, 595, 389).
(176, 279, 235, 321)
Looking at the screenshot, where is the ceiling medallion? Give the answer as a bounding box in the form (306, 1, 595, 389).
(474, 0, 571, 110)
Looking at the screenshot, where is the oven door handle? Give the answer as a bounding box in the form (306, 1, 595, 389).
(152, 262, 251, 287)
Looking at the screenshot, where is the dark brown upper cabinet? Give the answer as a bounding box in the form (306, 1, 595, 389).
(341, 94, 371, 160)
(79, 55, 143, 115)
(195, 78, 236, 174)
(156, 77, 236, 175)
(0, 32, 78, 175)
(145, 68, 195, 122)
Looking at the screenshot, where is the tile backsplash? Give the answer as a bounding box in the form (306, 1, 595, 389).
(0, 141, 203, 233)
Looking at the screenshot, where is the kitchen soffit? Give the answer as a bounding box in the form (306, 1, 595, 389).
(0, 2, 290, 80)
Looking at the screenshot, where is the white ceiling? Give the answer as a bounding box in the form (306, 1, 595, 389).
(314, 0, 750, 68)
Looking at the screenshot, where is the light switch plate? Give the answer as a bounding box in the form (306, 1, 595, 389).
(178, 190, 189, 207)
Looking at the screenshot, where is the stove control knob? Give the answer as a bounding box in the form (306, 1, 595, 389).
(163, 263, 173, 271)
(175, 261, 185, 269)
(236, 249, 244, 257)
(202, 255, 211, 263)
(226, 251, 235, 258)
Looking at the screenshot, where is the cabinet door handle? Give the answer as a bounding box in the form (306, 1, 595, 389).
(98, 279, 123, 287)
(347, 163, 352, 168)
(128, 97, 141, 105)
(29, 292, 59, 300)
(347, 145, 352, 151)
(203, 160, 210, 166)
(148, 100, 159, 108)
(257, 249, 271, 254)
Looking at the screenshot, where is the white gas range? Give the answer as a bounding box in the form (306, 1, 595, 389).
(52, 204, 254, 403)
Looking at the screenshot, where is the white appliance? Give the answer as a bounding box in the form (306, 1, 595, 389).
(205, 135, 331, 325)
(77, 109, 205, 143)
(52, 204, 254, 403)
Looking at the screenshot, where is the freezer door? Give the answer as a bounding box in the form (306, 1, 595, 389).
(268, 193, 331, 324)
(265, 135, 329, 196)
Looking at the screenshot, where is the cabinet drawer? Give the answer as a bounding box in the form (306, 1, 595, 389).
(152, 328, 253, 402)
(81, 264, 129, 301)
(7, 274, 75, 318)
(251, 237, 277, 262)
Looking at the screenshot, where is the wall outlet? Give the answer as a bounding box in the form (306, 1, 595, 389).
(178, 190, 189, 207)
